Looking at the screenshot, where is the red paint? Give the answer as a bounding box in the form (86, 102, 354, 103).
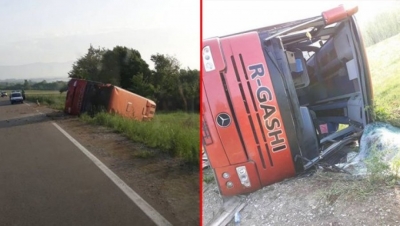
(65, 79, 156, 121)
(202, 33, 296, 196)
(200, 0, 203, 224)
(322, 4, 358, 25)
(65, 78, 87, 115)
(108, 86, 156, 121)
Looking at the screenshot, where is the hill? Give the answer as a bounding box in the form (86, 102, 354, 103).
(0, 61, 73, 80)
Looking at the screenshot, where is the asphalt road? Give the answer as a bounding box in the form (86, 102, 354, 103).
(0, 98, 158, 226)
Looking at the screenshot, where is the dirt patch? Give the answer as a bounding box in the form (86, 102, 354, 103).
(46, 111, 199, 226)
(203, 168, 400, 226)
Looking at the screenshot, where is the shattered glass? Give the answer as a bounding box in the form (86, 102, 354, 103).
(337, 122, 400, 176)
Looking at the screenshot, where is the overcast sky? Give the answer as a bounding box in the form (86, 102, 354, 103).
(204, 0, 400, 38)
(0, 0, 199, 74)
(2, 1, 398, 80)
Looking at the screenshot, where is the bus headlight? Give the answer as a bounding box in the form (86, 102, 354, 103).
(203, 46, 216, 72)
(236, 166, 251, 187)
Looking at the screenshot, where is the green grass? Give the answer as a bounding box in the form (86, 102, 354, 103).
(131, 150, 157, 159)
(203, 174, 215, 184)
(81, 112, 199, 165)
(318, 143, 399, 203)
(25, 93, 66, 111)
(367, 34, 400, 126)
(25, 90, 61, 95)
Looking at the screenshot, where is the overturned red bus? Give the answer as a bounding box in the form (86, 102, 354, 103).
(202, 5, 373, 196)
(65, 78, 156, 121)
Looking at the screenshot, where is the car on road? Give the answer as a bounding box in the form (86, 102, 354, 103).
(11, 90, 26, 100)
(1, 91, 7, 97)
(10, 92, 23, 104)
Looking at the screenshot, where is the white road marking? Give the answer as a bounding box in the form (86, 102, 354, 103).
(52, 122, 172, 226)
(25, 103, 31, 106)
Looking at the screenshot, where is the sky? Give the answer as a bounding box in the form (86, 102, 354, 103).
(204, 0, 400, 38)
(0, 0, 199, 79)
(1, 1, 398, 80)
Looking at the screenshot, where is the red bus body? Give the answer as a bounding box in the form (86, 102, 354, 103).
(65, 78, 156, 121)
(65, 79, 89, 115)
(108, 86, 156, 121)
(202, 5, 374, 196)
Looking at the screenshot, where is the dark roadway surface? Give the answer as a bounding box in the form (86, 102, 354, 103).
(0, 98, 156, 226)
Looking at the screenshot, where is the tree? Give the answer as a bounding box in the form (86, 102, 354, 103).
(150, 54, 181, 111)
(97, 49, 121, 86)
(68, 44, 105, 81)
(23, 79, 31, 90)
(99, 46, 151, 90)
(130, 72, 155, 99)
(178, 69, 199, 112)
(59, 84, 68, 94)
(149, 54, 200, 111)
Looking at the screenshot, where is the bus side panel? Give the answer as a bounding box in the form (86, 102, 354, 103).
(107, 86, 156, 121)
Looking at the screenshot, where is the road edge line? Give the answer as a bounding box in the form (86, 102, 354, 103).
(52, 122, 172, 226)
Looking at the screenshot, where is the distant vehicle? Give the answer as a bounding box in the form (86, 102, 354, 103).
(10, 90, 25, 100)
(10, 92, 23, 104)
(1, 91, 7, 97)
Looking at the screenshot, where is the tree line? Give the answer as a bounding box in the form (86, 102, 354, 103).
(68, 45, 200, 112)
(0, 80, 67, 91)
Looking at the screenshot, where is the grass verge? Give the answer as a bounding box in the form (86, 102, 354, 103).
(367, 34, 400, 126)
(25, 94, 66, 111)
(203, 174, 215, 184)
(317, 145, 399, 203)
(80, 111, 200, 165)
